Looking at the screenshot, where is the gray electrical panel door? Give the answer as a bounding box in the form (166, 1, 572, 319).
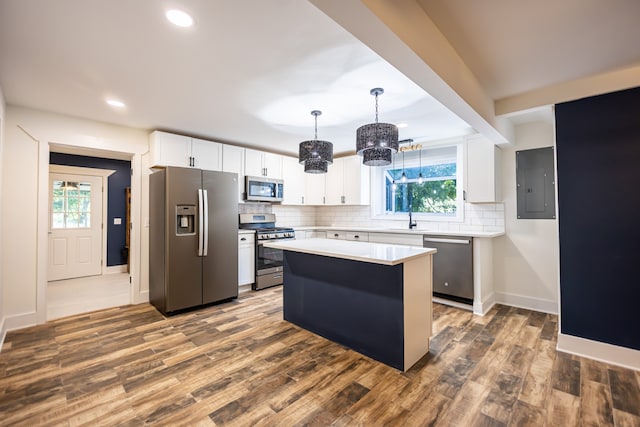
(516, 147, 556, 219)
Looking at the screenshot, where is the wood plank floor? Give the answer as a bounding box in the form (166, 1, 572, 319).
(1, 286, 639, 426)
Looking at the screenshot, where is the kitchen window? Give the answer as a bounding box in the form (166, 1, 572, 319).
(371, 144, 464, 221)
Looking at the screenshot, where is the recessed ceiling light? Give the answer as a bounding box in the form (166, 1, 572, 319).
(396, 123, 408, 128)
(166, 9, 193, 27)
(106, 99, 126, 108)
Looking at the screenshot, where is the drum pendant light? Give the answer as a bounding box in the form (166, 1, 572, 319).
(298, 110, 333, 173)
(356, 88, 399, 166)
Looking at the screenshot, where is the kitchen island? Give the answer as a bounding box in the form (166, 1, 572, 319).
(263, 238, 437, 371)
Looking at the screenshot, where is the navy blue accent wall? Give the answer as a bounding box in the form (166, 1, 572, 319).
(50, 153, 131, 266)
(555, 86, 640, 350)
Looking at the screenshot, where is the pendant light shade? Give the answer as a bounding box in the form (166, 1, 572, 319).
(299, 110, 333, 174)
(356, 88, 399, 166)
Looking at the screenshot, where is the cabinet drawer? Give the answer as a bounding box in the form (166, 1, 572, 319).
(346, 232, 368, 241)
(326, 231, 346, 239)
(238, 233, 255, 245)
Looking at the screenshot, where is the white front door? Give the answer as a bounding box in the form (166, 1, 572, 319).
(48, 172, 103, 281)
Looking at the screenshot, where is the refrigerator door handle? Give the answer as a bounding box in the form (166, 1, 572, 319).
(203, 189, 209, 256)
(198, 188, 204, 256)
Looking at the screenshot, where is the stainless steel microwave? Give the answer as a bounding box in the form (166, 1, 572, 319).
(245, 176, 284, 202)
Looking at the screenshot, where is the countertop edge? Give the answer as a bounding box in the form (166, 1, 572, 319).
(291, 226, 504, 238)
(263, 238, 437, 266)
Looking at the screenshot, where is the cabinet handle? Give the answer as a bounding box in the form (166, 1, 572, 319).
(323, 196, 325, 204)
(341, 195, 345, 204)
(354, 235, 360, 239)
(334, 233, 339, 237)
(301, 196, 304, 204)
(240, 237, 246, 241)
(424, 237, 471, 245)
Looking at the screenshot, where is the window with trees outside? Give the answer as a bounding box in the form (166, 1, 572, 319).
(372, 144, 464, 221)
(51, 180, 92, 228)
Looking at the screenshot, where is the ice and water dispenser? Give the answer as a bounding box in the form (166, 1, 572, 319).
(176, 205, 196, 235)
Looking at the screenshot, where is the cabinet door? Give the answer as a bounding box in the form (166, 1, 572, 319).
(263, 152, 283, 179)
(304, 173, 326, 205)
(325, 157, 344, 205)
(466, 136, 501, 203)
(343, 156, 370, 205)
(191, 138, 222, 171)
(238, 234, 255, 286)
(244, 148, 264, 177)
(223, 145, 245, 203)
(282, 156, 304, 205)
(149, 131, 191, 167)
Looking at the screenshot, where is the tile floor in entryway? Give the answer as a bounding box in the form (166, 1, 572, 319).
(47, 272, 130, 320)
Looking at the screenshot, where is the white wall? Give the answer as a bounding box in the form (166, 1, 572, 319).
(0, 86, 6, 342)
(1, 106, 149, 333)
(493, 120, 559, 313)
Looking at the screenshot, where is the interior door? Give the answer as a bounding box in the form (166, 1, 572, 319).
(48, 172, 103, 281)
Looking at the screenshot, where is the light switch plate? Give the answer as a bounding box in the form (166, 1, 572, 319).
(114, 218, 122, 225)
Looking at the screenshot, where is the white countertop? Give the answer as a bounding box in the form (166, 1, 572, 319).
(294, 226, 504, 238)
(238, 229, 256, 235)
(263, 238, 437, 266)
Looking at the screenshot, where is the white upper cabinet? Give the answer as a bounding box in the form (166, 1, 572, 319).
(149, 131, 191, 168)
(304, 173, 326, 205)
(282, 156, 305, 205)
(149, 131, 222, 171)
(222, 144, 245, 203)
(325, 156, 370, 205)
(245, 148, 282, 179)
(191, 137, 222, 171)
(465, 135, 502, 203)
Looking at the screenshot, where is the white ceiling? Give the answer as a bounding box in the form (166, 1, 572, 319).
(1, 0, 639, 157)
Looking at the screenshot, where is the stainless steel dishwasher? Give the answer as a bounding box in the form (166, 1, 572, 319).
(423, 235, 473, 304)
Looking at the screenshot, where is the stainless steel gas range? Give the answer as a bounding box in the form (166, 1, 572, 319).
(239, 213, 295, 290)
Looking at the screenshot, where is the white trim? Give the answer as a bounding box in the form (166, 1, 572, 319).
(557, 333, 640, 371)
(473, 291, 496, 316)
(494, 292, 558, 315)
(1, 311, 39, 351)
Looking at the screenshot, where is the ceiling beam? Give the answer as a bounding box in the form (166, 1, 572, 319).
(496, 64, 640, 115)
(310, 0, 512, 145)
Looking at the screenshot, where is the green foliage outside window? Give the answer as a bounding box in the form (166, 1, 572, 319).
(385, 163, 457, 215)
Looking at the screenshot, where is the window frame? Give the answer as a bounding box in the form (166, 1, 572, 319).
(370, 141, 465, 223)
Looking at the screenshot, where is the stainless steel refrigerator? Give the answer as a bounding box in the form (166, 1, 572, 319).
(149, 167, 238, 315)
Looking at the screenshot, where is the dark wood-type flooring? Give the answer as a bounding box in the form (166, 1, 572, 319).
(1, 286, 639, 426)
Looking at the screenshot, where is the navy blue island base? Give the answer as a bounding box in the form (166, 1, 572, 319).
(281, 248, 432, 371)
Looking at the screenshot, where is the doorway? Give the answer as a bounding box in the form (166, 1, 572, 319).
(46, 152, 132, 320)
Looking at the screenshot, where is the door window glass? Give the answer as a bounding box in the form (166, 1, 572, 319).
(51, 180, 92, 228)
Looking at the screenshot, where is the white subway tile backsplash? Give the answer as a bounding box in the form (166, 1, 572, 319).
(261, 202, 504, 233)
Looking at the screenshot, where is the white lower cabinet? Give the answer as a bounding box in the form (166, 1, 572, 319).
(325, 230, 368, 242)
(367, 233, 423, 246)
(238, 232, 255, 286)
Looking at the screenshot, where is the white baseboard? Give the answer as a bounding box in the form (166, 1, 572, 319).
(133, 289, 149, 305)
(0, 311, 39, 352)
(494, 292, 558, 315)
(473, 291, 496, 316)
(557, 333, 640, 371)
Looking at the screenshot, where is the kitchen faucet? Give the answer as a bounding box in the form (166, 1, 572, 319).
(408, 209, 417, 229)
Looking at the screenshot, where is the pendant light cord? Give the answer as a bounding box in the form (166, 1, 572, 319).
(375, 92, 379, 124)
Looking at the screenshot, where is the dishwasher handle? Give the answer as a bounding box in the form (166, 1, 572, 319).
(423, 237, 471, 245)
